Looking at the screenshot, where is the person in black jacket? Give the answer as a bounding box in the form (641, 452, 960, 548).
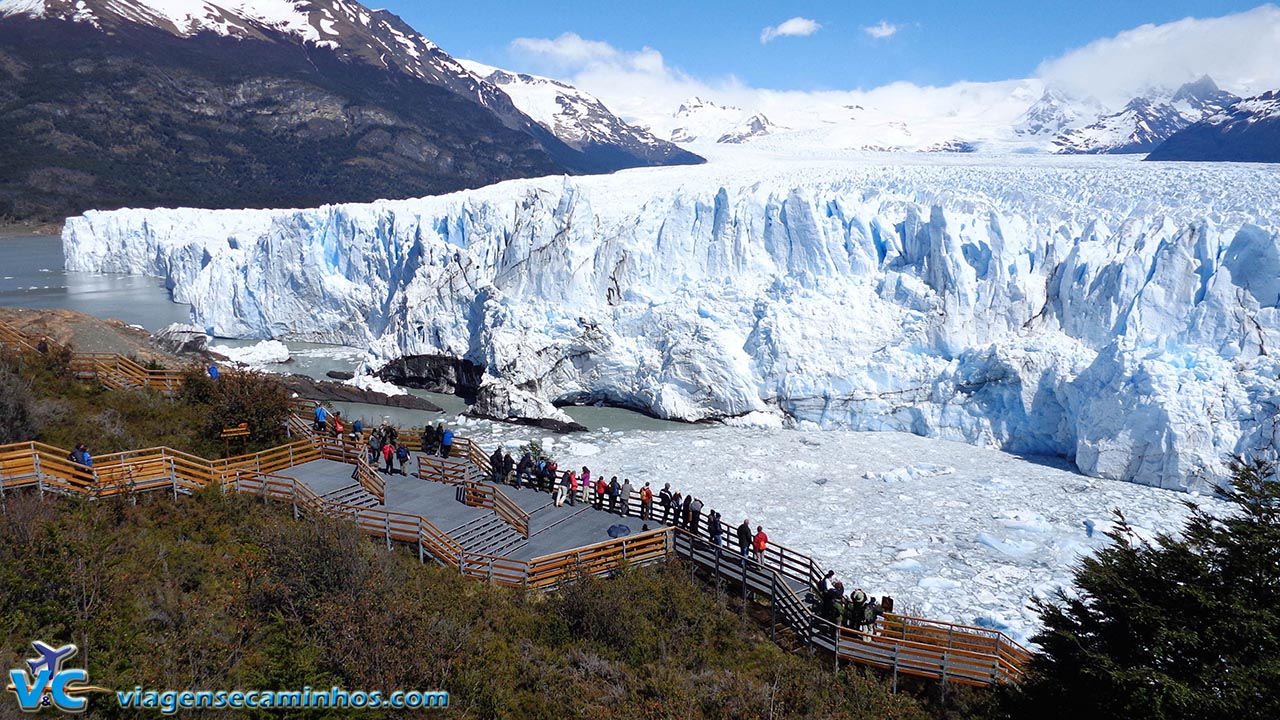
(515, 452, 532, 489)
(502, 451, 515, 486)
(680, 495, 693, 530)
(658, 483, 674, 524)
(737, 520, 752, 561)
(688, 497, 704, 536)
(489, 447, 504, 483)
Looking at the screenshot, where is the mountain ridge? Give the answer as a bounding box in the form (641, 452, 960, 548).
(0, 0, 698, 220)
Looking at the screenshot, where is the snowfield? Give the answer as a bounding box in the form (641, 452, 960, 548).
(434, 414, 1228, 646)
(62, 152, 1280, 490)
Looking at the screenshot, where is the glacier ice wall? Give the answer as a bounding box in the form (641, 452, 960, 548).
(63, 156, 1280, 490)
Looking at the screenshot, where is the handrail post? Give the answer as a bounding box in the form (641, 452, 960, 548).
(770, 573, 777, 641)
(417, 518, 424, 563)
(292, 477, 299, 520)
(384, 513, 392, 551)
(34, 453, 43, 496)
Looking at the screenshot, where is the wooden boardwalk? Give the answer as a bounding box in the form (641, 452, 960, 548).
(0, 321, 1032, 688)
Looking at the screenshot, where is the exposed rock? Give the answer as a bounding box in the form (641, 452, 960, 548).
(377, 354, 485, 400)
(281, 374, 442, 412)
(326, 370, 355, 381)
(469, 375, 586, 433)
(151, 322, 207, 354)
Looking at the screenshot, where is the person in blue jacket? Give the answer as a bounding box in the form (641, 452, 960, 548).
(440, 426, 454, 458)
(313, 402, 327, 432)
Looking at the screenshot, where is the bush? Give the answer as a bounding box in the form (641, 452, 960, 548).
(996, 457, 1280, 720)
(178, 364, 290, 454)
(0, 369, 38, 443)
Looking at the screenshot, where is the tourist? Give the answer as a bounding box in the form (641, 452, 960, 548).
(515, 452, 532, 489)
(579, 466, 591, 503)
(753, 525, 769, 564)
(689, 496, 704, 536)
(440, 426, 454, 458)
(313, 402, 327, 432)
(567, 471, 578, 507)
(608, 476, 621, 514)
(332, 411, 344, 437)
(658, 483, 673, 524)
(544, 461, 559, 493)
(382, 440, 395, 474)
(708, 510, 723, 547)
(69, 443, 92, 469)
(502, 451, 515, 485)
(736, 520, 752, 561)
(863, 597, 884, 633)
(670, 491, 683, 526)
(680, 494, 693, 530)
(352, 418, 364, 441)
(594, 476, 607, 510)
(818, 570, 835, 597)
(396, 443, 410, 475)
(619, 478, 633, 517)
(489, 446, 504, 483)
(847, 588, 869, 630)
(822, 581, 845, 623)
(366, 431, 380, 464)
(553, 473, 568, 507)
(639, 482, 653, 520)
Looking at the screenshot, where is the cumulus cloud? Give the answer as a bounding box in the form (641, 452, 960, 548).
(863, 21, 899, 39)
(760, 17, 822, 44)
(1037, 5, 1280, 104)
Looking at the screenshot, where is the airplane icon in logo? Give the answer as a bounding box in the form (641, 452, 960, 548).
(27, 642, 78, 676)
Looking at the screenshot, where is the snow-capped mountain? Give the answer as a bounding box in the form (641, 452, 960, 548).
(668, 97, 756, 144)
(1147, 90, 1280, 163)
(1013, 89, 1103, 137)
(717, 113, 775, 144)
(1052, 77, 1239, 154)
(0, 0, 696, 220)
(62, 154, 1280, 491)
(459, 60, 702, 170)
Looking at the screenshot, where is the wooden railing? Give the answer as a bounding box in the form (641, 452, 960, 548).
(414, 454, 470, 485)
(311, 434, 384, 504)
(459, 481, 530, 538)
(670, 531, 1025, 686)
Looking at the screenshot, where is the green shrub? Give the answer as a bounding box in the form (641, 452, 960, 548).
(0, 369, 38, 443)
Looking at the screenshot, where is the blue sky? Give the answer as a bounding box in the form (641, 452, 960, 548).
(380, 1, 1270, 91)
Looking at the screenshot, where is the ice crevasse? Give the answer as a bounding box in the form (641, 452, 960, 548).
(63, 157, 1280, 490)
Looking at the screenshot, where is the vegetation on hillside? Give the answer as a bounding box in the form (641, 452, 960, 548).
(0, 348, 289, 458)
(0, 489, 928, 719)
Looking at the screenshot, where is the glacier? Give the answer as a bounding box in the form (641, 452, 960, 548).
(63, 153, 1280, 490)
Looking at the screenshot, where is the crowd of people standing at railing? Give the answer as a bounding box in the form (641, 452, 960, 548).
(309, 407, 891, 634)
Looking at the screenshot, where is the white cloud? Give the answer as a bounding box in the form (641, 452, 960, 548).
(501, 7, 1280, 140)
(863, 21, 899, 40)
(760, 17, 822, 44)
(1037, 5, 1280, 104)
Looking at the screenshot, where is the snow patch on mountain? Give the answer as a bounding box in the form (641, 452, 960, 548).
(459, 60, 699, 167)
(62, 154, 1280, 491)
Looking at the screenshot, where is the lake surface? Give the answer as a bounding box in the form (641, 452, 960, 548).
(0, 234, 692, 432)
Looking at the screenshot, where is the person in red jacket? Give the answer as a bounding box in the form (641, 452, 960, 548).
(752, 526, 769, 564)
(594, 477, 607, 510)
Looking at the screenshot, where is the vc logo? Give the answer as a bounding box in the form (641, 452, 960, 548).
(6, 641, 109, 713)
